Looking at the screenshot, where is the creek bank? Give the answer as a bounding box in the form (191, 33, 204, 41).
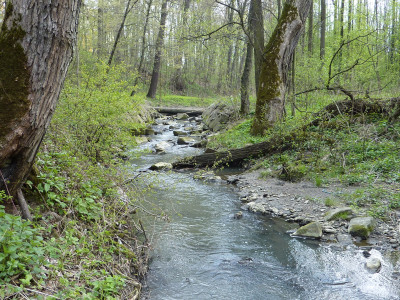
(226, 169, 400, 254)
(148, 107, 400, 254)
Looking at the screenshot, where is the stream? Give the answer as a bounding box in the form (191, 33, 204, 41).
(130, 115, 400, 300)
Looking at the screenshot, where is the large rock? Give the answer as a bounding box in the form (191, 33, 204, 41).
(173, 130, 186, 136)
(135, 136, 149, 144)
(176, 113, 189, 120)
(202, 102, 238, 131)
(293, 222, 323, 239)
(149, 162, 172, 170)
(365, 257, 381, 273)
(155, 141, 171, 153)
(348, 217, 376, 239)
(177, 137, 195, 145)
(324, 207, 353, 221)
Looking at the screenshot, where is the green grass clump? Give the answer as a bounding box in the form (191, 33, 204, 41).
(207, 119, 265, 149)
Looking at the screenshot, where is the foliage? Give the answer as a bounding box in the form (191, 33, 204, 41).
(0, 201, 46, 286)
(52, 62, 147, 163)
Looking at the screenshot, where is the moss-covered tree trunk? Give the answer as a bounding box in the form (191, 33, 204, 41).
(0, 1, 81, 208)
(251, 0, 312, 135)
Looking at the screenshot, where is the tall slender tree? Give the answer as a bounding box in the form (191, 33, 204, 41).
(320, 0, 326, 59)
(147, 0, 169, 98)
(251, 0, 264, 96)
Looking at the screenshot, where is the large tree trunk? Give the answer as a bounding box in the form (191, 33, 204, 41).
(147, 0, 168, 98)
(0, 1, 81, 208)
(251, 0, 312, 135)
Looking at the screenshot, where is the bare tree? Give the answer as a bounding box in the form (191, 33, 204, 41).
(0, 0, 81, 219)
(107, 0, 137, 66)
(251, 0, 312, 135)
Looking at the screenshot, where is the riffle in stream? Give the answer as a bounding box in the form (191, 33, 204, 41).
(130, 115, 400, 300)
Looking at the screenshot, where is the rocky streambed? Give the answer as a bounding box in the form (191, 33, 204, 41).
(134, 108, 400, 299)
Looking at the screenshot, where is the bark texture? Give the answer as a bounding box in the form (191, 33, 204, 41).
(0, 1, 81, 197)
(147, 0, 169, 98)
(251, 0, 312, 135)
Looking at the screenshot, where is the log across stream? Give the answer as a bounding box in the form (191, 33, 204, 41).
(130, 113, 400, 300)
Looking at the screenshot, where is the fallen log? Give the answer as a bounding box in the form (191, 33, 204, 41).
(173, 98, 399, 169)
(173, 133, 298, 169)
(153, 106, 204, 116)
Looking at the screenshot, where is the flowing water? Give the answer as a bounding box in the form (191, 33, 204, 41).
(131, 117, 400, 300)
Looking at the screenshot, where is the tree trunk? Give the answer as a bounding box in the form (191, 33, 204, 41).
(307, 1, 313, 53)
(320, 0, 326, 59)
(277, 0, 282, 18)
(251, 0, 264, 97)
(107, 0, 134, 66)
(240, 41, 253, 115)
(390, 0, 396, 63)
(0, 1, 81, 204)
(172, 0, 191, 92)
(240, 0, 254, 115)
(147, 0, 168, 98)
(131, 0, 153, 96)
(251, 0, 312, 135)
(97, 0, 104, 58)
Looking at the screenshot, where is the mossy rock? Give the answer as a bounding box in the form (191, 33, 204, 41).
(293, 222, 323, 239)
(324, 207, 353, 221)
(348, 217, 376, 239)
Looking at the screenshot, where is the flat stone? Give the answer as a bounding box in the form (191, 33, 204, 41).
(177, 137, 195, 145)
(324, 207, 353, 221)
(149, 162, 172, 170)
(293, 222, 323, 239)
(365, 257, 381, 273)
(348, 217, 376, 239)
(173, 130, 186, 136)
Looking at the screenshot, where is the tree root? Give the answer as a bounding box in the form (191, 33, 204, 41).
(17, 189, 32, 221)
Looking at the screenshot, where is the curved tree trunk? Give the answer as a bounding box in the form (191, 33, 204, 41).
(251, 0, 312, 135)
(0, 1, 81, 204)
(147, 0, 169, 99)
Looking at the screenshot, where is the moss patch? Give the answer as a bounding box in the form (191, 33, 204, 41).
(0, 3, 30, 143)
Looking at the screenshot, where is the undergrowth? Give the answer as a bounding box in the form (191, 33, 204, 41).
(0, 63, 149, 298)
